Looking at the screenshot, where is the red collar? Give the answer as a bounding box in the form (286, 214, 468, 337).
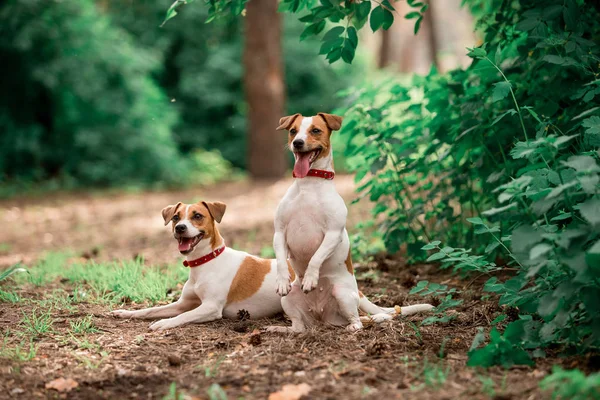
(292, 169, 335, 180)
(183, 246, 226, 268)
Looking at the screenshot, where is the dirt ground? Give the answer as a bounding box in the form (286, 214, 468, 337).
(0, 177, 582, 399)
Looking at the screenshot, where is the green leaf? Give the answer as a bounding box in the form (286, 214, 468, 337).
(579, 198, 600, 225)
(485, 241, 501, 254)
(347, 26, 358, 48)
(326, 47, 342, 63)
(427, 252, 447, 262)
(466, 217, 485, 225)
(482, 203, 517, 216)
(553, 134, 578, 148)
(530, 243, 552, 260)
(301, 20, 326, 41)
(491, 109, 517, 126)
(319, 37, 344, 55)
(561, 155, 600, 173)
(466, 47, 487, 58)
(413, 16, 423, 34)
(588, 240, 600, 254)
(410, 280, 429, 294)
(341, 44, 355, 64)
(322, 26, 345, 42)
(382, 8, 394, 30)
(579, 175, 599, 194)
(161, 0, 187, 27)
(370, 6, 385, 32)
(492, 81, 511, 102)
(583, 116, 600, 134)
(354, 2, 371, 29)
(405, 11, 420, 19)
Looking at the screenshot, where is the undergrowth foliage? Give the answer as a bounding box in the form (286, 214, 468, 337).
(338, 0, 600, 367)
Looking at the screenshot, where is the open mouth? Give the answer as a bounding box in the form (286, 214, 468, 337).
(177, 233, 204, 254)
(293, 148, 322, 178)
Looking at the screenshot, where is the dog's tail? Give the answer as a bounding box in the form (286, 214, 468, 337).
(358, 291, 435, 316)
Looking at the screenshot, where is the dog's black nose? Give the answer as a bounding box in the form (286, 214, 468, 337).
(293, 139, 304, 149)
(175, 224, 187, 234)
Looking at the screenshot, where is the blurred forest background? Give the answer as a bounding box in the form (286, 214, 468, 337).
(0, 0, 471, 195)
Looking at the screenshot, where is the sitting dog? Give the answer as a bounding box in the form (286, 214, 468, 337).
(112, 200, 290, 331)
(270, 112, 433, 332)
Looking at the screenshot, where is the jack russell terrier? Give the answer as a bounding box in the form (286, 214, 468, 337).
(270, 112, 433, 332)
(111, 200, 290, 331)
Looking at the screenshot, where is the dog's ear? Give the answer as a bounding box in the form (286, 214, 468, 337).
(161, 202, 183, 226)
(317, 113, 343, 131)
(202, 201, 226, 223)
(277, 113, 301, 131)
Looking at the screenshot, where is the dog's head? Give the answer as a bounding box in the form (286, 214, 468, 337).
(161, 201, 226, 255)
(277, 112, 343, 178)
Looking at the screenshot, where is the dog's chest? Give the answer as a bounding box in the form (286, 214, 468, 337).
(282, 191, 329, 262)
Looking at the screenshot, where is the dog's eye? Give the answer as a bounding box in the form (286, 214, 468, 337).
(193, 213, 203, 220)
(172, 215, 179, 222)
(311, 128, 321, 134)
(290, 129, 297, 135)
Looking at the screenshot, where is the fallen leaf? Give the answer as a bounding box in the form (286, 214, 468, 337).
(268, 383, 311, 400)
(45, 377, 79, 392)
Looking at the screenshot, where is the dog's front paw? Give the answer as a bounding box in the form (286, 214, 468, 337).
(275, 276, 291, 297)
(266, 326, 292, 333)
(301, 272, 319, 293)
(149, 318, 180, 331)
(111, 309, 135, 319)
(346, 321, 363, 332)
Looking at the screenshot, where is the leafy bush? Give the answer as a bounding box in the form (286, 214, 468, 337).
(338, 0, 600, 364)
(540, 367, 600, 400)
(0, 0, 185, 186)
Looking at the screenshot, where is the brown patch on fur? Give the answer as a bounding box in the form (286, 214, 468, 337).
(286, 260, 296, 281)
(277, 113, 301, 130)
(317, 112, 343, 131)
(345, 249, 354, 275)
(227, 256, 271, 304)
(358, 290, 364, 298)
(161, 202, 183, 226)
(202, 201, 226, 223)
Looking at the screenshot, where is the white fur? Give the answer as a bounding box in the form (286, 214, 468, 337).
(272, 127, 433, 332)
(174, 205, 199, 236)
(290, 117, 313, 151)
(112, 221, 283, 331)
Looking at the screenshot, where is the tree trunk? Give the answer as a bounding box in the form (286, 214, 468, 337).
(378, 28, 391, 69)
(423, 0, 440, 70)
(244, 0, 286, 179)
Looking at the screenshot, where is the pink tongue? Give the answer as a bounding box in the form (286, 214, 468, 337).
(178, 238, 193, 252)
(293, 152, 311, 178)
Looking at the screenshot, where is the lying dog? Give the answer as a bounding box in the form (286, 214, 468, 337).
(112, 201, 289, 331)
(270, 112, 433, 332)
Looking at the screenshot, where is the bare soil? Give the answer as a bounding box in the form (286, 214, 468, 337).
(0, 177, 583, 399)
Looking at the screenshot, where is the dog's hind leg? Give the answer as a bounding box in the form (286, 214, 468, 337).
(267, 285, 307, 333)
(331, 285, 362, 331)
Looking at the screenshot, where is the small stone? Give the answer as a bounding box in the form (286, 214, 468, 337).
(10, 388, 25, 395)
(294, 371, 306, 377)
(167, 354, 182, 367)
(117, 368, 127, 377)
